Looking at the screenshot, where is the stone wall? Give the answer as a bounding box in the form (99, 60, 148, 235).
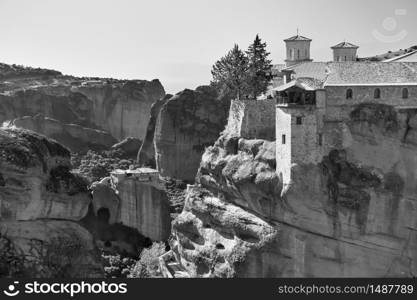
(225, 99, 275, 140)
(276, 104, 327, 187)
(325, 85, 417, 121)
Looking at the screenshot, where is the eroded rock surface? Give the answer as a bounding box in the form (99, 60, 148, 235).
(111, 137, 142, 159)
(91, 169, 171, 242)
(137, 94, 171, 168)
(170, 103, 417, 277)
(0, 220, 103, 277)
(153, 86, 230, 181)
(0, 127, 103, 277)
(0, 128, 90, 221)
(11, 114, 117, 152)
(0, 63, 165, 142)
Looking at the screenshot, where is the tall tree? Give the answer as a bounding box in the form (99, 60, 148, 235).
(211, 44, 249, 100)
(246, 34, 272, 98)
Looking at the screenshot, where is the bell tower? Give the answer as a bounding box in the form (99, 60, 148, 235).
(284, 30, 313, 67)
(331, 41, 359, 62)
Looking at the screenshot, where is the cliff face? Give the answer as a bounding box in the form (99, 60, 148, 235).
(137, 94, 172, 167)
(0, 63, 165, 144)
(91, 169, 171, 242)
(170, 102, 417, 277)
(150, 86, 230, 182)
(11, 114, 117, 152)
(0, 127, 103, 277)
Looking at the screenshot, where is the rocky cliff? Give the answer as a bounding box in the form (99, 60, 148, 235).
(140, 86, 230, 182)
(10, 114, 117, 152)
(0, 127, 103, 277)
(137, 94, 172, 167)
(90, 169, 171, 242)
(169, 102, 417, 277)
(0, 62, 165, 144)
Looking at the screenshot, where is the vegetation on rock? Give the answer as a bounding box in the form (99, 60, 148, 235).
(211, 35, 272, 99)
(128, 242, 167, 278)
(72, 149, 139, 183)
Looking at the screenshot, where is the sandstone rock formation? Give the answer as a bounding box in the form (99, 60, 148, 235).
(137, 94, 172, 167)
(111, 137, 142, 158)
(169, 102, 417, 277)
(0, 220, 103, 277)
(91, 168, 171, 242)
(0, 127, 103, 277)
(0, 63, 165, 143)
(10, 114, 117, 152)
(147, 86, 230, 181)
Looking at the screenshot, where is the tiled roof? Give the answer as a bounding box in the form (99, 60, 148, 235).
(325, 62, 417, 85)
(282, 62, 329, 81)
(383, 50, 417, 62)
(270, 64, 286, 76)
(272, 64, 286, 71)
(276, 61, 417, 88)
(273, 77, 324, 91)
(284, 35, 312, 42)
(331, 42, 359, 49)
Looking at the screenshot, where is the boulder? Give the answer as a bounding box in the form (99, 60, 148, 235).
(154, 86, 230, 182)
(111, 137, 142, 158)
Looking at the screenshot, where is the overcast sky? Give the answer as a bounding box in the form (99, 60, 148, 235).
(0, 0, 416, 93)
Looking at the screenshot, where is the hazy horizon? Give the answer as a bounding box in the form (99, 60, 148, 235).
(1, 0, 416, 94)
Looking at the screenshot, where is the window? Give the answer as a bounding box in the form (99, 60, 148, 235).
(282, 134, 286, 144)
(296, 116, 302, 125)
(344, 56, 347, 61)
(346, 88, 353, 99)
(402, 88, 409, 99)
(297, 49, 300, 59)
(290, 49, 295, 60)
(374, 88, 381, 99)
(318, 134, 323, 146)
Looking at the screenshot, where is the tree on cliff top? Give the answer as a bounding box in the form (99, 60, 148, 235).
(211, 44, 249, 100)
(211, 35, 272, 100)
(246, 34, 272, 98)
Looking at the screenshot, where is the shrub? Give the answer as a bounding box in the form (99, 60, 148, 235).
(73, 150, 139, 183)
(128, 242, 166, 278)
(102, 253, 136, 278)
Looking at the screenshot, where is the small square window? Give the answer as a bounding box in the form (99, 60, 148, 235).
(296, 117, 302, 125)
(282, 134, 286, 144)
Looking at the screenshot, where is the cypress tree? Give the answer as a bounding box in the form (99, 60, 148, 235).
(246, 34, 272, 98)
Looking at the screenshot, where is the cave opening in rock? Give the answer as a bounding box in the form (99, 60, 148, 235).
(97, 207, 110, 224)
(215, 243, 225, 250)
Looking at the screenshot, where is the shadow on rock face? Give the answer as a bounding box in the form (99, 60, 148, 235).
(79, 204, 152, 258)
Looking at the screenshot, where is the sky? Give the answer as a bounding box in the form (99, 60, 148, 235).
(0, 0, 416, 94)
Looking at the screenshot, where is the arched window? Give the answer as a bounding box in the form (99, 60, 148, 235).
(402, 88, 409, 99)
(374, 88, 381, 99)
(346, 88, 353, 99)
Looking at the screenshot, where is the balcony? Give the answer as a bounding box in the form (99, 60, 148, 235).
(275, 94, 316, 107)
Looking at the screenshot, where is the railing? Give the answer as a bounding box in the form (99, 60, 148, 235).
(275, 96, 316, 107)
(276, 96, 289, 105)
